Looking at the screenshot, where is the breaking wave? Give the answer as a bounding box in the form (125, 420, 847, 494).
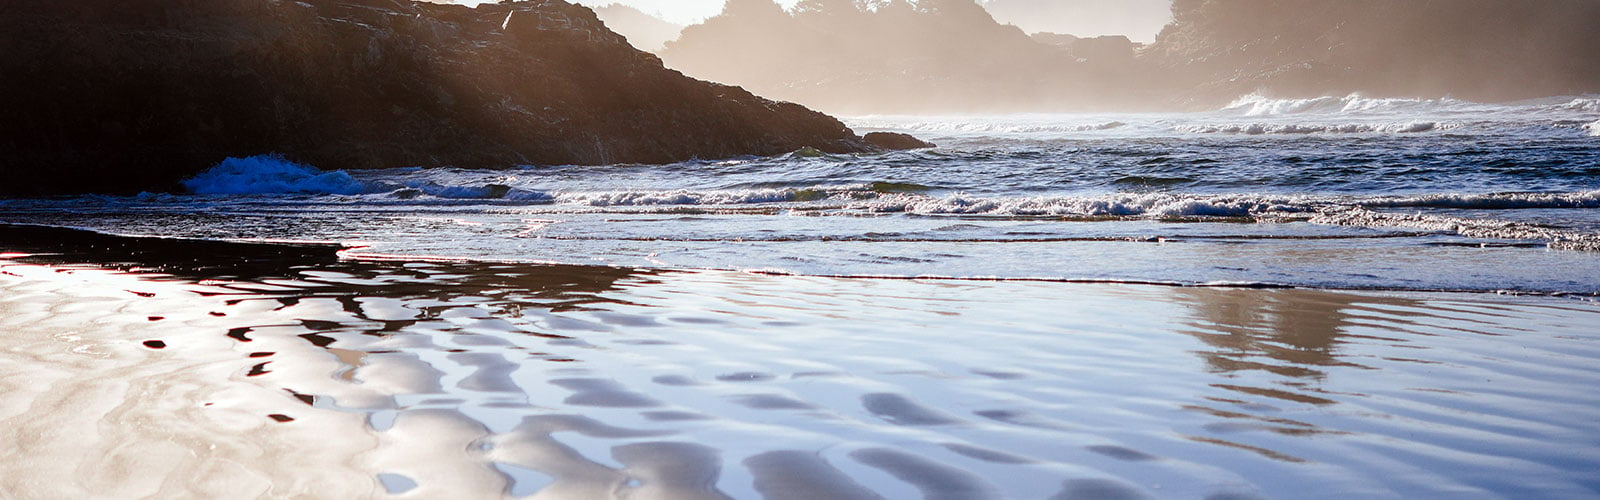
(1550, 98, 1600, 113)
(183, 155, 550, 199)
(1586, 119, 1600, 137)
(503, 188, 1600, 250)
(1221, 93, 1481, 116)
(183, 155, 373, 195)
(1312, 207, 1600, 252)
(851, 192, 1318, 217)
(1175, 120, 1454, 135)
(1362, 191, 1600, 210)
(1210, 94, 1587, 122)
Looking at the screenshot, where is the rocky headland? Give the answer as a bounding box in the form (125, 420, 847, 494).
(658, 0, 1600, 113)
(0, 0, 905, 196)
(1147, 0, 1600, 106)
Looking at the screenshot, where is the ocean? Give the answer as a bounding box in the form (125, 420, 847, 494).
(2, 94, 1599, 498)
(4, 94, 1598, 293)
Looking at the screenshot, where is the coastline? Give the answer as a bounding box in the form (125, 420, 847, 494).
(4, 227, 1598, 498)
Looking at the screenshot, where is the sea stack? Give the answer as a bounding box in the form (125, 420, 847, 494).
(0, 0, 913, 196)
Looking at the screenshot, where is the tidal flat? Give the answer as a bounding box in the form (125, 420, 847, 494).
(1, 230, 1597, 499)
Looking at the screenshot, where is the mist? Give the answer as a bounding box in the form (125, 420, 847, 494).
(652, 0, 1600, 114)
(981, 0, 1171, 43)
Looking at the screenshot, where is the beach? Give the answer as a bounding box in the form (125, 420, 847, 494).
(5, 0, 1599, 497)
(3, 228, 1598, 498)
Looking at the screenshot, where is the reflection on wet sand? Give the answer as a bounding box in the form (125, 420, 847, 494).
(3, 226, 1600, 498)
(1173, 288, 1387, 379)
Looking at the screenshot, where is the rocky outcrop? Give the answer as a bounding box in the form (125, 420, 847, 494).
(660, 0, 1145, 114)
(1146, 0, 1600, 107)
(862, 132, 935, 150)
(0, 0, 889, 196)
(656, 0, 1600, 114)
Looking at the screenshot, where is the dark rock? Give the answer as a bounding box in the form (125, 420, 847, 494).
(0, 0, 912, 196)
(863, 132, 935, 150)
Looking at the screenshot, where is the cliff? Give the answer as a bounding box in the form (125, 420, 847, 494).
(656, 0, 1600, 113)
(1146, 0, 1600, 106)
(0, 0, 882, 196)
(660, 0, 1154, 114)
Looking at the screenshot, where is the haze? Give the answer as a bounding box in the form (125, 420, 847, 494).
(445, 1, 1174, 41)
(429, 0, 1600, 115)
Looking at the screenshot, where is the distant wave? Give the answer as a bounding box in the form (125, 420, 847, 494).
(1175, 120, 1454, 135)
(1551, 98, 1600, 113)
(1221, 93, 1480, 116)
(1222, 93, 1600, 118)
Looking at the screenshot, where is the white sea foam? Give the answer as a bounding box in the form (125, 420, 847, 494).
(555, 188, 811, 206)
(394, 181, 550, 200)
(1174, 120, 1454, 135)
(1364, 191, 1600, 210)
(1222, 93, 1476, 117)
(1312, 207, 1600, 251)
(182, 155, 372, 195)
(1585, 119, 1600, 137)
(1549, 98, 1600, 113)
(852, 192, 1320, 217)
(534, 189, 1600, 218)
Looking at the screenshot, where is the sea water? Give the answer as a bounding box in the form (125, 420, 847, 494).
(3, 94, 1598, 294)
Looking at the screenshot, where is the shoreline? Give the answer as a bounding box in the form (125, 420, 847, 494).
(5, 223, 1594, 301)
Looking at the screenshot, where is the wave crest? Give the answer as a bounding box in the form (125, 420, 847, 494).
(852, 193, 1317, 217)
(1175, 120, 1453, 135)
(1222, 93, 1474, 116)
(183, 155, 373, 195)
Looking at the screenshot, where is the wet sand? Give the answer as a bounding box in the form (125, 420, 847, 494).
(2, 227, 1599, 498)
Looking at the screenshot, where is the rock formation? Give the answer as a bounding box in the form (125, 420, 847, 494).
(0, 0, 905, 196)
(659, 0, 1600, 113)
(661, 0, 1141, 114)
(1134, 0, 1600, 106)
(862, 132, 935, 150)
